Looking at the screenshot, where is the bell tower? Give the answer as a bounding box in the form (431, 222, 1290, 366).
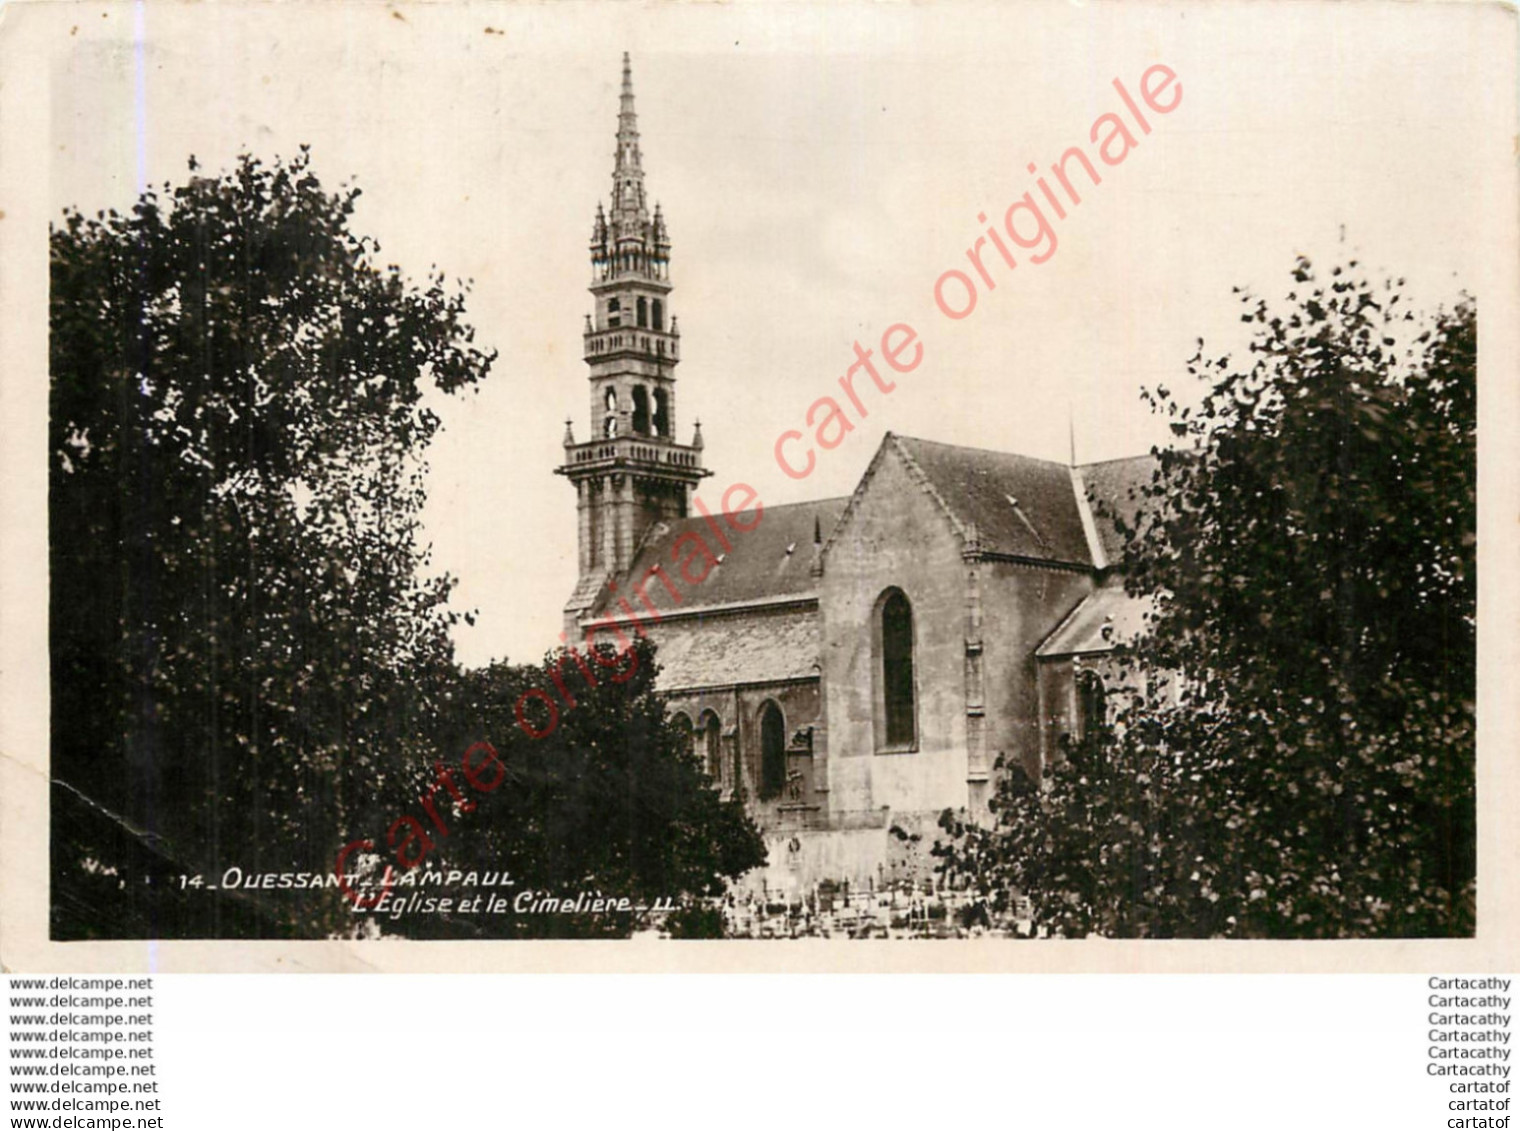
(558, 53, 710, 636)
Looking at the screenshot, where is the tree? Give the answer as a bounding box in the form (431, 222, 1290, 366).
(50, 150, 496, 937)
(937, 257, 1475, 938)
(370, 639, 767, 940)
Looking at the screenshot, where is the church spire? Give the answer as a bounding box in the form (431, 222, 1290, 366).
(611, 51, 646, 223)
(593, 53, 666, 284)
(560, 53, 708, 638)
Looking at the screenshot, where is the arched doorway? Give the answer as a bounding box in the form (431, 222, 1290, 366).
(1076, 670, 1107, 741)
(671, 712, 695, 764)
(700, 711, 722, 783)
(758, 701, 786, 801)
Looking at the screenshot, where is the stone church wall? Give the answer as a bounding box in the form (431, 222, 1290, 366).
(662, 677, 823, 819)
(978, 560, 1092, 781)
(735, 680, 823, 819)
(1036, 656, 1079, 769)
(819, 448, 972, 819)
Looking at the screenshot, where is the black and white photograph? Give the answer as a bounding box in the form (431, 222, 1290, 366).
(2, 0, 1513, 964)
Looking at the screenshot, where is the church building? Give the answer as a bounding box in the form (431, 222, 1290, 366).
(557, 56, 1155, 889)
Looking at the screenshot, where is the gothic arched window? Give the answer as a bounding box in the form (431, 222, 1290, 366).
(631, 386, 650, 435)
(877, 588, 917, 750)
(652, 389, 670, 438)
(758, 701, 786, 801)
(636, 297, 648, 328)
(652, 299, 664, 331)
(1076, 670, 1107, 741)
(671, 712, 695, 764)
(700, 711, 722, 783)
(607, 297, 621, 328)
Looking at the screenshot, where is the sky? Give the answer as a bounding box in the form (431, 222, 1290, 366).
(42, 0, 1507, 668)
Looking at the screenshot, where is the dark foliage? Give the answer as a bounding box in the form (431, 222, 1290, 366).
(50, 151, 765, 939)
(50, 149, 494, 936)
(371, 640, 767, 939)
(937, 258, 1476, 938)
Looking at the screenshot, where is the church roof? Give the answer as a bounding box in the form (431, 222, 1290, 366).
(879, 436, 1155, 568)
(1074, 452, 1159, 568)
(1037, 579, 1157, 659)
(585, 440, 1156, 629)
(590, 496, 849, 621)
(892, 435, 1093, 564)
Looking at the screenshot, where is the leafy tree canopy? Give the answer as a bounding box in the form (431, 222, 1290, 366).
(937, 257, 1475, 939)
(51, 150, 765, 940)
(372, 640, 767, 939)
(50, 150, 495, 935)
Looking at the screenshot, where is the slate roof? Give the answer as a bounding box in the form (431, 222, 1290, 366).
(1074, 453, 1159, 568)
(590, 497, 849, 620)
(1037, 580, 1156, 658)
(584, 439, 1156, 638)
(892, 436, 1094, 564)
